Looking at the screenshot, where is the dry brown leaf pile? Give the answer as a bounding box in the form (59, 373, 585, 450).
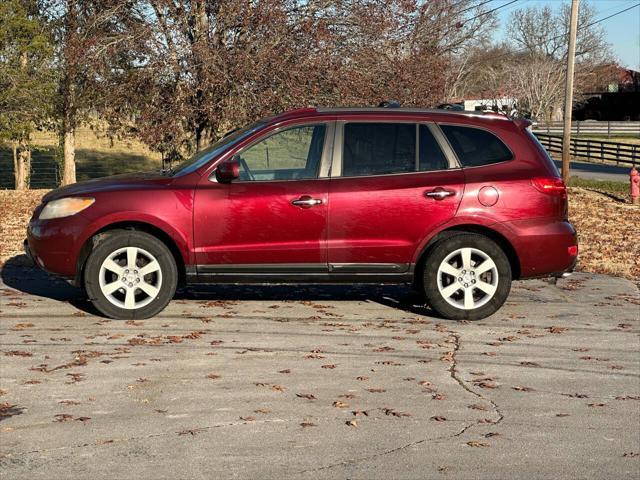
(568, 188, 639, 280)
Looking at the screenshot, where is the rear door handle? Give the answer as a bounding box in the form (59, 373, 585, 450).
(425, 188, 455, 200)
(291, 195, 323, 208)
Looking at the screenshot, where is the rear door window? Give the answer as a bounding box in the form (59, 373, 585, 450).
(343, 123, 415, 176)
(342, 123, 449, 177)
(419, 125, 449, 171)
(440, 125, 512, 167)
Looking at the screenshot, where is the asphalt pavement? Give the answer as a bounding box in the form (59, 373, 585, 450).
(0, 257, 639, 479)
(554, 159, 632, 182)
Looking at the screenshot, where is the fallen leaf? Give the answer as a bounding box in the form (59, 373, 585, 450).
(382, 408, 411, 417)
(4, 350, 33, 357)
(467, 441, 490, 447)
(512, 386, 535, 392)
(547, 326, 568, 334)
(430, 416, 447, 422)
(562, 393, 588, 398)
(296, 393, 316, 400)
(345, 419, 358, 427)
(476, 382, 498, 389)
(333, 401, 349, 409)
(520, 361, 541, 367)
(54, 414, 73, 422)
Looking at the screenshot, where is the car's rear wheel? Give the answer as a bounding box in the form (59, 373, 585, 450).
(84, 230, 177, 319)
(422, 233, 511, 320)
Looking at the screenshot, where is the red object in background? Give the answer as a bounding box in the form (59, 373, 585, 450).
(631, 167, 639, 204)
(26, 107, 578, 312)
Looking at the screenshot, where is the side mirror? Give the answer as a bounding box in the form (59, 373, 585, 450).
(215, 158, 240, 183)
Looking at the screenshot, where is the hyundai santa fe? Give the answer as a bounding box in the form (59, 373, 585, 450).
(25, 107, 578, 320)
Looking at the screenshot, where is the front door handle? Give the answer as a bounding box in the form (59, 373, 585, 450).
(425, 188, 455, 200)
(291, 195, 323, 208)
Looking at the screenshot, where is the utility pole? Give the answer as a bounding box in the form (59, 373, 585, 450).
(562, 0, 580, 183)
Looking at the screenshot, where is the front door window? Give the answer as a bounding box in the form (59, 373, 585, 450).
(238, 124, 326, 181)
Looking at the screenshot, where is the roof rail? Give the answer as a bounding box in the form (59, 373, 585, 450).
(378, 100, 401, 108)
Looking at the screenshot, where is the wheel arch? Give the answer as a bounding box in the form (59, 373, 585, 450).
(76, 221, 187, 288)
(413, 224, 521, 284)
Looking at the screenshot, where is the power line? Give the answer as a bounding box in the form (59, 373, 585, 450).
(583, 2, 639, 29)
(456, 0, 497, 16)
(466, 0, 520, 22)
(473, 2, 640, 62)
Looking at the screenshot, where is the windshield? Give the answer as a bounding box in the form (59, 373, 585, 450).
(170, 122, 264, 176)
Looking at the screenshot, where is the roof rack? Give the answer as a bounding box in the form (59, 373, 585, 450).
(314, 107, 512, 120)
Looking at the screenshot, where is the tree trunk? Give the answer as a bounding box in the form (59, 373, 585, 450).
(13, 142, 24, 190)
(60, 0, 77, 186)
(62, 127, 76, 185)
(14, 140, 31, 190)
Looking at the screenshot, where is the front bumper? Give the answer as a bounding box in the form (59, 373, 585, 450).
(25, 215, 87, 278)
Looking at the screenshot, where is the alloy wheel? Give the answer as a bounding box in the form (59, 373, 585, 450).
(436, 247, 499, 310)
(98, 246, 163, 310)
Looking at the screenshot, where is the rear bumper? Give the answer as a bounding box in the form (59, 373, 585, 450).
(498, 218, 578, 279)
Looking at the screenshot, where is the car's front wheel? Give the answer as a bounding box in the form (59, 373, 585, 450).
(422, 233, 512, 320)
(84, 230, 177, 319)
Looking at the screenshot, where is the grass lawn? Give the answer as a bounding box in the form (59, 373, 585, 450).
(573, 135, 640, 145)
(0, 126, 161, 189)
(567, 177, 629, 197)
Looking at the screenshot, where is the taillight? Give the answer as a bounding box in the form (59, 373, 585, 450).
(531, 177, 567, 197)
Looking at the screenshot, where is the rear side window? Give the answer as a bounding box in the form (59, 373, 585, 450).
(440, 125, 512, 167)
(342, 123, 449, 177)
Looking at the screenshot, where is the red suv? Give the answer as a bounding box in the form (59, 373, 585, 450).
(25, 107, 577, 320)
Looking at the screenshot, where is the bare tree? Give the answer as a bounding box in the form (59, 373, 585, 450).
(507, 2, 610, 62)
(505, 55, 566, 121)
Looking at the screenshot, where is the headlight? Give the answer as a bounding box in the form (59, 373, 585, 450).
(39, 197, 95, 220)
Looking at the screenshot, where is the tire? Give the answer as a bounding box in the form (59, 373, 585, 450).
(422, 233, 511, 321)
(84, 230, 178, 319)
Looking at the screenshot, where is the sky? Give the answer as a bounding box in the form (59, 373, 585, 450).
(492, 0, 640, 70)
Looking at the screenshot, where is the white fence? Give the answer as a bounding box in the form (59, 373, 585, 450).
(532, 121, 640, 137)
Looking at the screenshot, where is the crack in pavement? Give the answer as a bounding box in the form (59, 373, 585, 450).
(297, 329, 498, 475)
(296, 422, 474, 475)
(449, 331, 504, 434)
